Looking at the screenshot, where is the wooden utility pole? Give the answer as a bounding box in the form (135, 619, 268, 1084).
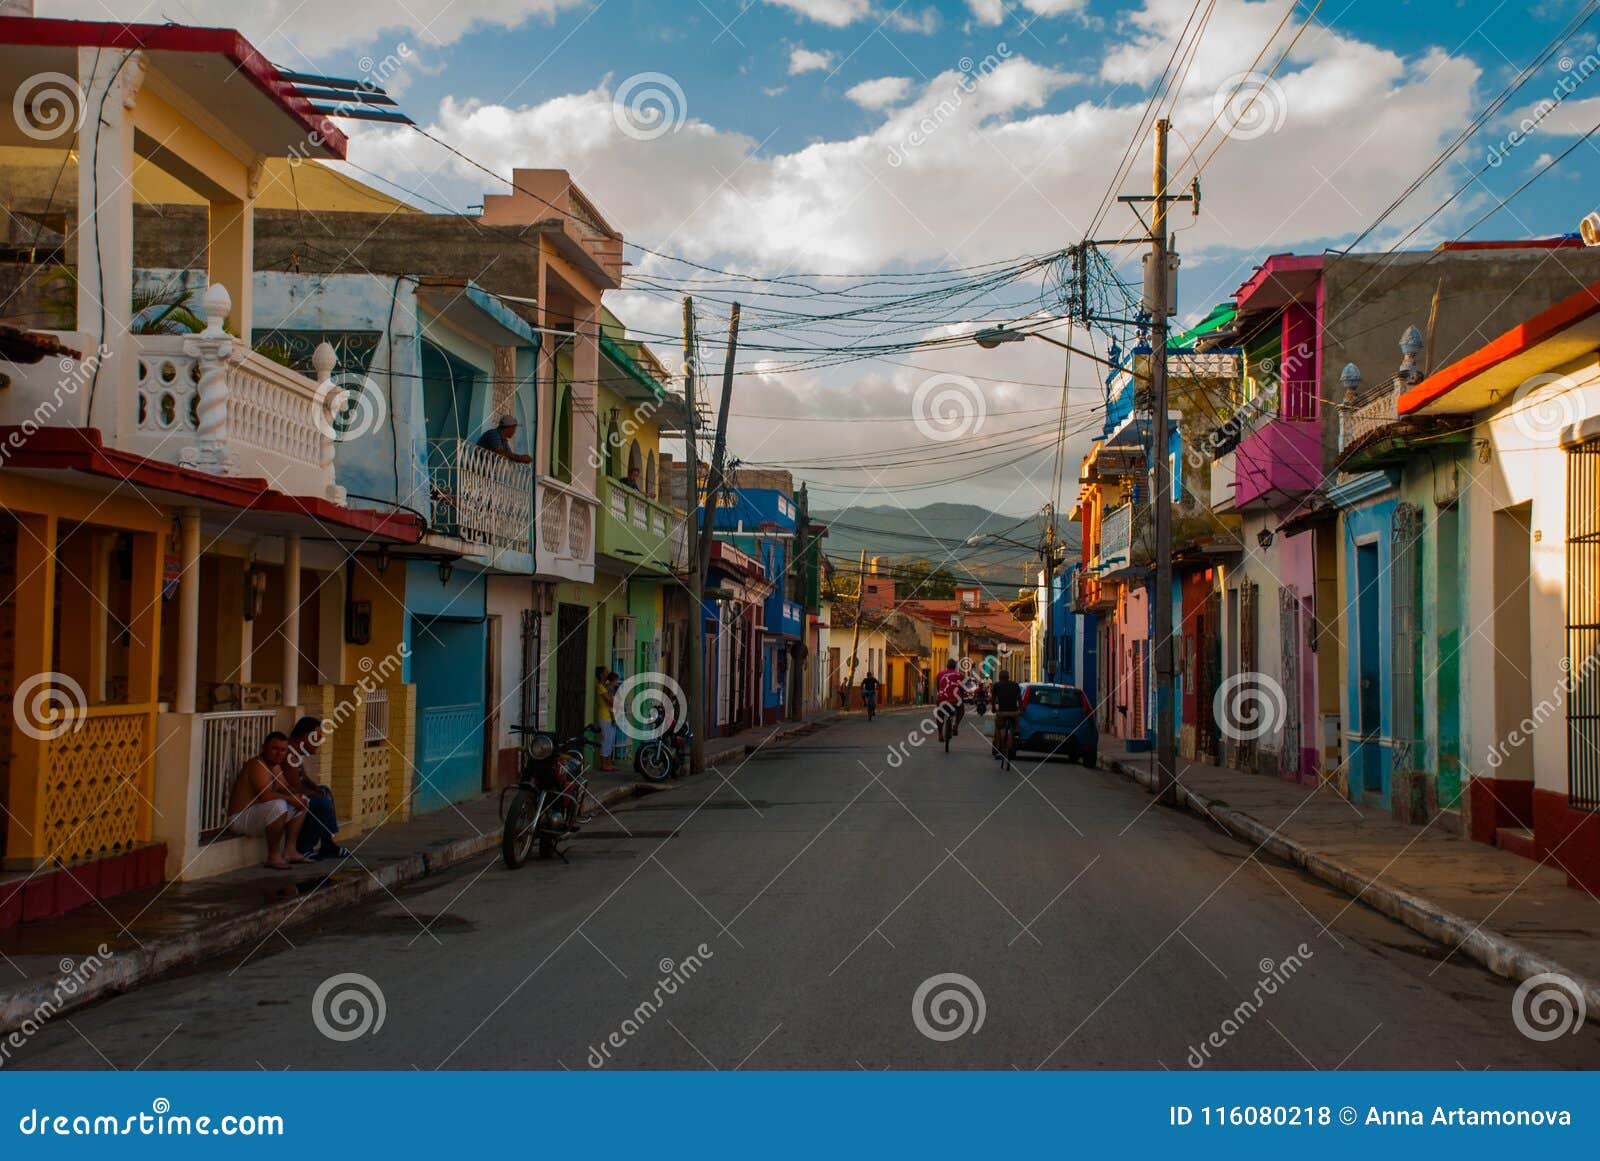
(844, 548, 867, 706)
(686, 303, 741, 768)
(1150, 118, 1178, 806)
(682, 297, 706, 774)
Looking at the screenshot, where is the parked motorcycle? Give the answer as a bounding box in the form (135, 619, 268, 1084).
(501, 723, 598, 868)
(632, 705, 691, 782)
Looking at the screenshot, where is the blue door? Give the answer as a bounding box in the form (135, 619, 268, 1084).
(1354, 543, 1386, 805)
(411, 616, 487, 813)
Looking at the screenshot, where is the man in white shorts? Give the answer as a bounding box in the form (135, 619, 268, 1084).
(227, 732, 310, 869)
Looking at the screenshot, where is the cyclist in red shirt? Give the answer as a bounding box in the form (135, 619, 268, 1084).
(935, 659, 966, 739)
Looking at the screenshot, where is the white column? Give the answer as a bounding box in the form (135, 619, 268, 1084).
(282, 534, 301, 710)
(76, 47, 144, 434)
(175, 508, 201, 715)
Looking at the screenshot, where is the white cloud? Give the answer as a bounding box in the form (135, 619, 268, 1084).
(1021, 0, 1088, 14)
(44, 0, 584, 57)
(789, 47, 836, 75)
(846, 76, 913, 109)
(967, 0, 1005, 23)
(765, 0, 874, 27)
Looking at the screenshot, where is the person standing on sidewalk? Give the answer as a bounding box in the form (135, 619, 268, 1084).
(596, 667, 619, 772)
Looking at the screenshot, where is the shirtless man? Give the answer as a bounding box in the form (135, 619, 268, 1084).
(227, 732, 310, 869)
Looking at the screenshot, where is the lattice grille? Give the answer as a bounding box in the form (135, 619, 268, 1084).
(353, 745, 390, 832)
(41, 711, 149, 864)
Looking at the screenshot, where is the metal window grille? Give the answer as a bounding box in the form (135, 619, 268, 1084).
(1570, 437, 1600, 809)
(1392, 502, 1423, 772)
(1279, 585, 1302, 778)
(1240, 580, 1259, 771)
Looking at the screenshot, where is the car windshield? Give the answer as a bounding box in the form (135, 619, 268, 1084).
(1027, 686, 1082, 708)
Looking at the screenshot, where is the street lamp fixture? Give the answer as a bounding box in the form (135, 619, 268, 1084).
(973, 325, 1028, 349)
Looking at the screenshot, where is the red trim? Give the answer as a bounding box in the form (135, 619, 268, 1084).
(0, 16, 347, 159)
(1397, 279, 1600, 414)
(1436, 238, 1584, 251)
(1232, 253, 1324, 307)
(1, 427, 424, 541)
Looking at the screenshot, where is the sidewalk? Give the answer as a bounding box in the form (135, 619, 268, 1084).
(1099, 742, 1600, 1022)
(0, 715, 835, 1034)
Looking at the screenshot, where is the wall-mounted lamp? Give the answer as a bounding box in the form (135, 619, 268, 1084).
(1476, 438, 1492, 464)
(375, 544, 391, 576)
(1256, 528, 1275, 549)
(438, 559, 454, 585)
(244, 562, 268, 621)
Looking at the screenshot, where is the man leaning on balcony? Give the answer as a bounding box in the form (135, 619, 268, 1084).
(478, 415, 533, 464)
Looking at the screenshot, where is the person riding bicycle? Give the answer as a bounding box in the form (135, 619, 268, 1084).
(935, 659, 966, 739)
(860, 672, 880, 719)
(990, 670, 1023, 761)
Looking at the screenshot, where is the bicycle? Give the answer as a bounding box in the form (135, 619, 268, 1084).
(936, 700, 963, 751)
(992, 712, 1018, 771)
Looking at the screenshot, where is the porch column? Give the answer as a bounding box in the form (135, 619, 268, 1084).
(571, 299, 601, 498)
(175, 508, 201, 715)
(5, 512, 57, 866)
(75, 47, 143, 433)
(207, 195, 255, 338)
(282, 534, 301, 709)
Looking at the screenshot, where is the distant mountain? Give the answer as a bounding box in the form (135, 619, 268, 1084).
(810, 502, 1080, 592)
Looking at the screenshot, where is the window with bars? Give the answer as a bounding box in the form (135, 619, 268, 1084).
(1569, 437, 1600, 809)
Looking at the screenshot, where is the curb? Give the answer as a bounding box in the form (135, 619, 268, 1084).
(1099, 754, 1600, 1025)
(0, 717, 836, 1036)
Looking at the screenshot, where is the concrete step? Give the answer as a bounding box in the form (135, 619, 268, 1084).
(1494, 826, 1540, 862)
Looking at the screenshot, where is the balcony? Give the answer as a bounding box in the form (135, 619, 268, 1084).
(596, 476, 686, 576)
(426, 438, 534, 556)
(1073, 571, 1116, 614)
(1231, 380, 1323, 511)
(1100, 503, 1133, 574)
(1337, 378, 1472, 470)
(767, 598, 804, 639)
(536, 477, 598, 583)
(2, 284, 342, 501)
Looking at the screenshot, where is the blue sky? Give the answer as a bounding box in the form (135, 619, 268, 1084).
(66, 0, 1600, 512)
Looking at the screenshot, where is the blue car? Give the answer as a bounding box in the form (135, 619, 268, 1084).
(1013, 683, 1098, 765)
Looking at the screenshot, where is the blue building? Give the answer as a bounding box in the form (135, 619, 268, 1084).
(711, 474, 805, 725)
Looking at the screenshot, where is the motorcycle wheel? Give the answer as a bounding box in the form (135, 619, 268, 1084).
(502, 788, 541, 869)
(636, 741, 674, 782)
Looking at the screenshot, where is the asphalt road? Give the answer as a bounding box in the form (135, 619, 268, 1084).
(11, 712, 1600, 1070)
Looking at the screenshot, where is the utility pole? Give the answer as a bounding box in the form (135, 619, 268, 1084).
(687, 303, 741, 768)
(682, 297, 706, 775)
(844, 548, 867, 706)
(1040, 502, 1056, 683)
(1149, 118, 1178, 806)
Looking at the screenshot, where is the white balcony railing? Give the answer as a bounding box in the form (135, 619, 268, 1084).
(427, 438, 534, 554)
(0, 284, 343, 502)
(536, 476, 598, 583)
(1100, 503, 1133, 571)
(1340, 382, 1401, 454)
(198, 708, 278, 840)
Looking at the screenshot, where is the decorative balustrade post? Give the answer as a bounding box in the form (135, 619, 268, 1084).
(180, 282, 236, 475)
(312, 341, 347, 504)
